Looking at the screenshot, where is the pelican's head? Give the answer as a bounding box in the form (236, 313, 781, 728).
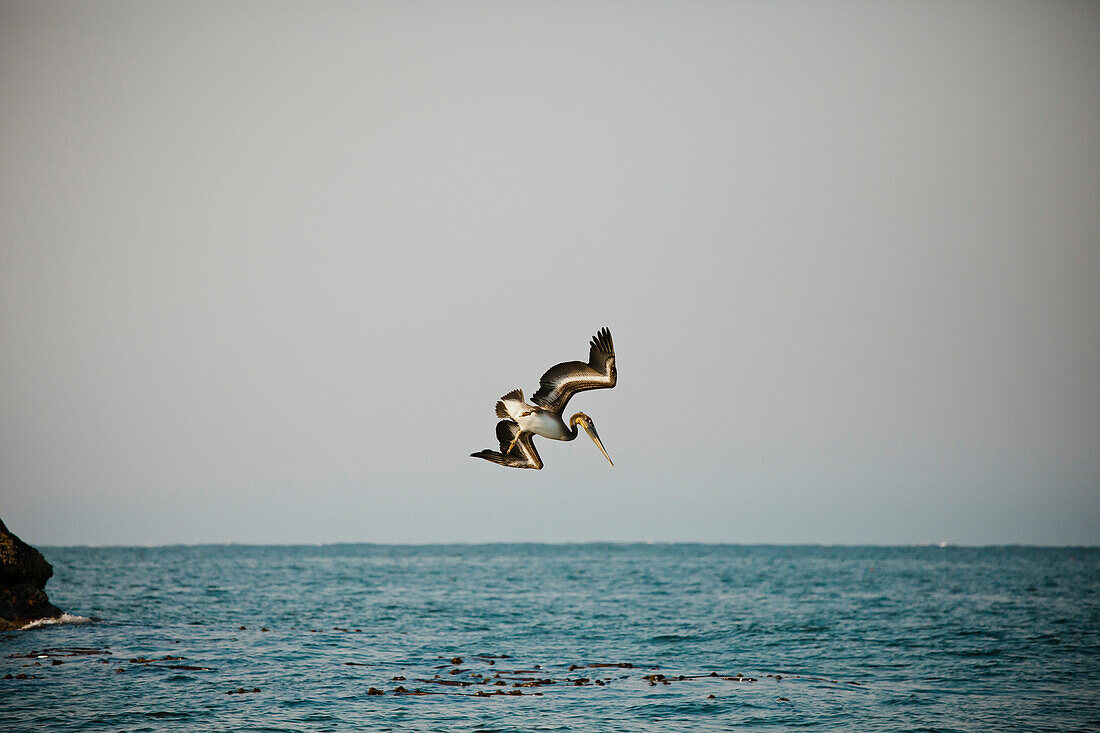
(569, 412, 613, 466)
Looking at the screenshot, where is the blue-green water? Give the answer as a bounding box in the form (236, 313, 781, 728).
(2, 545, 1098, 732)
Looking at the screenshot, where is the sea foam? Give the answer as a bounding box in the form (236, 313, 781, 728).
(20, 613, 95, 630)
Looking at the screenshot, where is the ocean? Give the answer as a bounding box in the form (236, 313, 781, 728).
(2, 544, 1098, 732)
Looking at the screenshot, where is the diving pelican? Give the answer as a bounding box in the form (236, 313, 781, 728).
(471, 327, 617, 470)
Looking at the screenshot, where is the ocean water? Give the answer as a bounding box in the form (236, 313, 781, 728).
(2, 544, 1098, 732)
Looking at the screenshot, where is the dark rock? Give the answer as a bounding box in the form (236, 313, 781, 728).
(0, 519, 51, 587)
(0, 518, 63, 630)
(367, 687, 384, 695)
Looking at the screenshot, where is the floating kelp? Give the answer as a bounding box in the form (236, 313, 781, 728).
(0, 624, 853, 707)
(7, 647, 109, 659)
(339, 654, 802, 698)
(2, 645, 217, 680)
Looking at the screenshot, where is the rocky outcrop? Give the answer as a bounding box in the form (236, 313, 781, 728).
(0, 518, 62, 630)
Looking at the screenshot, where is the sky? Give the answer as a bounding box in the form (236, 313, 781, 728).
(1, 1, 1097, 546)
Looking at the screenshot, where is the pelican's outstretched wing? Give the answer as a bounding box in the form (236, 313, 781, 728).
(470, 420, 543, 470)
(531, 327, 616, 414)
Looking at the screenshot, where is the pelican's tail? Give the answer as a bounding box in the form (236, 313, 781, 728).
(471, 449, 508, 465)
(471, 449, 541, 469)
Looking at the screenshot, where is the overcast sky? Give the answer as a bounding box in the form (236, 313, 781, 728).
(1, 1, 1097, 546)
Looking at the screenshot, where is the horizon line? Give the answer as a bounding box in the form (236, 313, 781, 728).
(37, 540, 1100, 550)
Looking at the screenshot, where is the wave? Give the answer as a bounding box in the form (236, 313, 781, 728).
(20, 613, 97, 630)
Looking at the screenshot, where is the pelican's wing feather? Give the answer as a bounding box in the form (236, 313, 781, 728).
(495, 389, 526, 420)
(531, 327, 616, 414)
(470, 420, 543, 470)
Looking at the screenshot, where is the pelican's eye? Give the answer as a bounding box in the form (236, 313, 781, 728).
(519, 411, 532, 417)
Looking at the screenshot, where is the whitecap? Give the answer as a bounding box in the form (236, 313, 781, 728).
(20, 613, 96, 630)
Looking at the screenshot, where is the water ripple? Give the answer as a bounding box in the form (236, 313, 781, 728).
(0, 544, 1096, 732)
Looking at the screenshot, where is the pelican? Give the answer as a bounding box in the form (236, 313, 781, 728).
(471, 327, 617, 470)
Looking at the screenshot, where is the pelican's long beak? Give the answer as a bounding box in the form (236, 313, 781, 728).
(581, 420, 613, 467)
